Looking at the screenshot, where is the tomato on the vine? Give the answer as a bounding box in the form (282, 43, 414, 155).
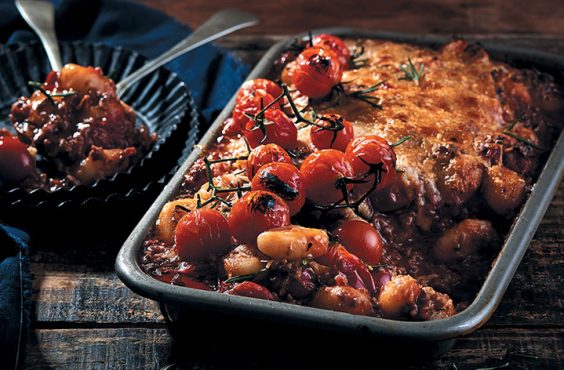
(310, 113, 354, 151)
(244, 109, 298, 150)
(174, 208, 231, 261)
(225, 90, 277, 137)
(246, 143, 293, 179)
(313, 34, 351, 69)
(0, 131, 35, 187)
(345, 135, 397, 193)
(236, 78, 283, 103)
(251, 162, 305, 216)
(334, 220, 383, 265)
(300, 149, 354, 206)
(228, 190, 291, 244)
(293, 46, 343, 99)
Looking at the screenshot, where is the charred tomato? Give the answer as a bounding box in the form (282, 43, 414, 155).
(293, 46, 343, 99)
(228, 190, 291, 244)
(246, 143, 293, 179)
(251, 162, 305, 216)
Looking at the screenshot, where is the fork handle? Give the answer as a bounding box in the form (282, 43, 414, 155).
(16, 0, 63, 71)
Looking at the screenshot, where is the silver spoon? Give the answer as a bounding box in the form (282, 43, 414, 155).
(15, 2, 258, 96)
(15, 0, 63, 71)
(116, 9, 258, 96)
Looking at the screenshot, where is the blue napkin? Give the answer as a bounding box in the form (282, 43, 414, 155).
(0, 225, 31, 370)
(0, 0, 250, 122)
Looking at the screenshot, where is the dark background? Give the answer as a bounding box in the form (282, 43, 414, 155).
(137, 0, 564, 35)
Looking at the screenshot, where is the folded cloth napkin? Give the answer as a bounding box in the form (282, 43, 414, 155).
(0, 224, 31, 370)
(0, 1, 250, 367)
(0, 0, 250, 123)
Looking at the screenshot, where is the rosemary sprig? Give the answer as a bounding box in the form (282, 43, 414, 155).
(346, 81, 385, 109)
(28, 81, 76, 105)
(197, 156, 251, 209)
(502, 120, 545, 150)
(224, 273, 257, 284)
(390, 135, 412, 147)
(350, 44, 368, 69)
(399, 58, 425, 84)
(224, 267, 269, 284)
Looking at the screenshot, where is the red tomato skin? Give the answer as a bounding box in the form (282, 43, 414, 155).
(293, 46, 343, 99)
(244, 109, 298, 150)
(345, 135, 397, 193)
(236, 79, 283, 103)
(334, 220, 383, 265)
(228, 90, 277, 137)
(313, 34, 351, 69)
(316, 244, 377, 295)
(228, 190, 291, 244)
(246, 143, 293, 179)
(174, 208, 231, 261)
(227, 281, 278, 301)
(310, 114, 354, 151)
(0, 132, 35, 187)
(300, 149, 354, 206)
(157, 272, 212, 291)
(251, 162, 305, 216)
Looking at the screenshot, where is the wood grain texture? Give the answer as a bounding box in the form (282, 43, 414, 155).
(136, 0, 564, 35)
(24, 328, 563, 370)
(25, 33, 564, 369)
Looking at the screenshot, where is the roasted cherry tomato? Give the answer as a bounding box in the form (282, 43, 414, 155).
(317, 244, 377, 295)
(226, 90, 277, 137)
(334, 220, 383, 265)
(227, 281, 278, 301)
(236, 78, 283, 103)
(244, 108, 298, 150)
(300, 149, 354, 206)
(345, 135, 397, 193)
(174, 208, 231, 261)
(313, 34, 351, 69)
(246, 143, 293, 179)
(228, 190, 291, 244)
(293, 46, 343, 99)
(310, 113, 354, 151)
(251, 162, 305, 216)
(157, 272, 212, 291)
(0, 131, 35, 187)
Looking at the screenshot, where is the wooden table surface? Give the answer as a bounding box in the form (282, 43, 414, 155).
(24, 1, 563, 369)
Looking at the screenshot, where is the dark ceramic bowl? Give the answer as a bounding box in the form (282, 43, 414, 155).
(0, 41, 199, 210)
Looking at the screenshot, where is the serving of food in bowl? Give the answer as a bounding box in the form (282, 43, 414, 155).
(0, 41, 195, 208)
(117, 29, 563, 345)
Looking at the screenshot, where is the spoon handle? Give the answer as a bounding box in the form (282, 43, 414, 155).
(15, 0, 63, 72)
(116, 9, 258, 96)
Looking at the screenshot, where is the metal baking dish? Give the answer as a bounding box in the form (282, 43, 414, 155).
(116, 28, 564, 359)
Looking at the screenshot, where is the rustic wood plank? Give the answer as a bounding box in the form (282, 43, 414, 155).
(24, 327, 563, 369)
(25, 329, 172, 370)
(136, 0, 564, 35)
